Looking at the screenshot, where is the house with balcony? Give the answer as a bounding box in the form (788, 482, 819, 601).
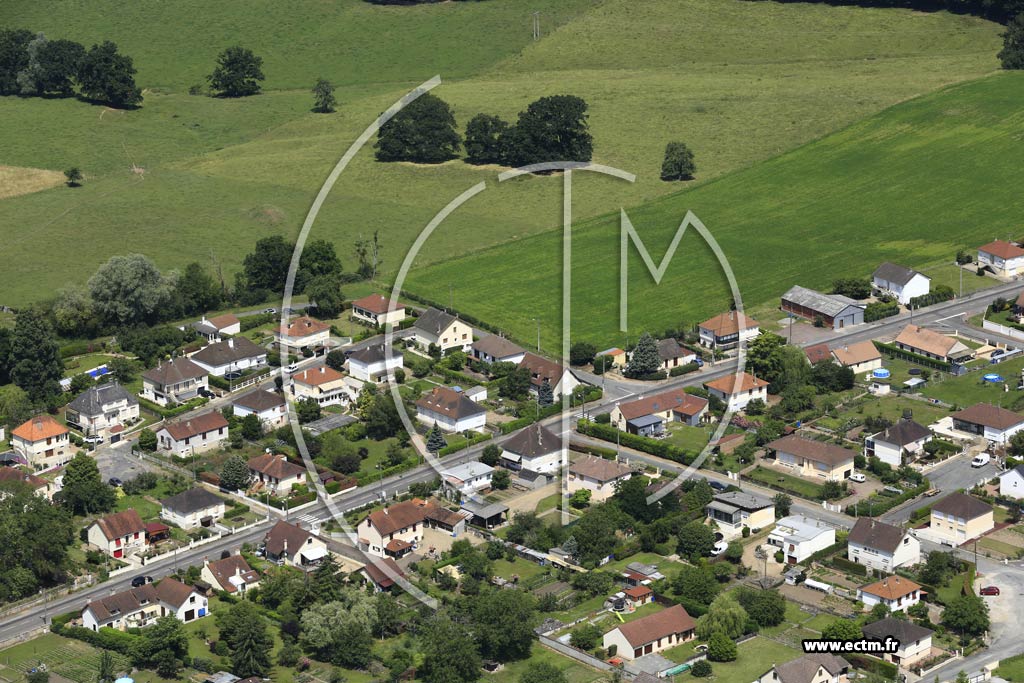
(864, 416, 932, 468)
(189, 337, 267, 377)
(291, 366, 353, 407)
(65, 383, 139, 439)
(978, 240, 1024, 277)
(11, 414, 71, 469)
(141, 357, 208, 406)
(156, 411, 229, 457)
(263, 521, 329, 568)
(441, 461, 494, 499)
(350, 294, 405, 327)
(86, 509, 147, 559)
(274, 316, 332, 351)
(768, 515, 836, 564)
(201, 554, 260, 595)
(358, 498, 467, 558)
(346, 344, 403, 383)
(698, 311, 760, 351)
(411, 308, 469, 353)
(500, 422, 562, 483)
(704, 372, 769, 411)
(706, 490, 775, 538)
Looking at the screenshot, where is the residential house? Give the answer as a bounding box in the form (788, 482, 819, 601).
(11, 415, 71, 469)
(65, 383, 139, 439)
(156, 411, 229, 457)
(232, 389, 287, 430)
(872, 263, 931, 305)
(441, 461, 494, 499)
(518, 353, 582, 397)
(411, 307, 469, 353)
(201, 554, 260, 595)
(567, 455, 633, 503)
(706, 490, 775, 538)
(346, 344, 403, 383)
(655, 338, 696, 371)
(999, 464, 1024, 499)
(154, 577, 209, 623)
(766, 435, 855, 481)
(950, 403, 1024, 444)
(291, 366, 353, 407)
(768, 515, 836, 564)
(703, 372, 769, 411)
(141, 357, 209, 406)
(804, 343, 833, 365)
(894, 325, 973, 364)
(754, 654, 849, 683)
(596, 347, 627, 368)
(81, 578, 208, 631)
(610, 389, 709, 436)
(350, 294, 405, 327)
(189, 337, 268, 377)
(864, 417, 932, 468)
(1015, 291, 1024, 322)
(857, 575, 923, 612)
(87, 509, 147, 559)
(602, 604, 696, 660)
(248, 453, 306, 494)
(861, 618, 934, 667)
(361, 557, 407, 592)
(0, 466, 54, 500)
(160, 488, 226, 529)
(698, 311, 760, 350)
(464, 386, 486, 402)
(415, 386, 487, 433)
(186, 314, 241, 342)
(275, 316, 332, 350)
(847, 517, 920, 572)
(623, 585, 654, 608)
(263, 520, 329, 568)
(831, 341, 883, 374)
(929, 492, 993, 545)
(358, 498, 467, 558)
(978, 240, 1024, 277)
(471, 335, 526, 365)
(500, 422, 562, 483)
(781, 285, 865, 330)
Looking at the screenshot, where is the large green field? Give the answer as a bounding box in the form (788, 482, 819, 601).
(408, 72, 1024, 349)
(0, 0, 1002, 310)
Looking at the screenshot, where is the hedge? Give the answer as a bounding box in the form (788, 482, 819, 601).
(669, 362, 700, 377)
(239, 312, 276, 332)
(435, 366, 482, 387)
(576, 419, 694, 464)
(137, 394, 210, 419)
(354, 460, 418, 485)
(438, 431, 493, 456)
(568, 441, 617, 459)
(909, 287, 955, 309)
(910, 505, 933, 522)
(805, 540, 848, 565)
(268, 490, 317, 509)
(499, 403, 562, 434)
(845, 480, 930, 517)
(873, 341, 953, 371)
(60, 340, 103, 359)
(831, 555, 868, 576)
(52, 617, 141, 656)
(845, 654, 897, 680)
(864, 300, 899, 322)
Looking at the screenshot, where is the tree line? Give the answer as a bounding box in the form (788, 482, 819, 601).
(0, 29, 141, 106)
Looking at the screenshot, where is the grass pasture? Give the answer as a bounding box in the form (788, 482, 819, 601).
(0, 0, 1004, 310)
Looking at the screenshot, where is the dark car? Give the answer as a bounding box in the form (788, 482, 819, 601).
(980, 586, 1001, 596)
(108, 477, 123, 487)
(198, 388, 215, 398)
(131, 575, 153, 588)
(709, 480, 728, 492)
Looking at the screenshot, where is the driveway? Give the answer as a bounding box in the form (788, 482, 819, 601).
(94, 446, 161, 483)
(885, 453, 998, 525)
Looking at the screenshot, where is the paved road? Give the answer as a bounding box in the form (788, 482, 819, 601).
(884, 454, 999, 525)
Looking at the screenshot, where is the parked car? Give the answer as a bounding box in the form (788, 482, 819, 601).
(198, 387, 215, 399)
(971, 453, 991, 468)
(131, 575, 153, 588)
(694, 358, 705, 367)
(883, 485, 904, 495)
(711, 540, 729, 556)
(980, 586, 1001, 596)
(849, 473, 866, 483)
(84, 435, 104, 445)
(107, 477, 123, 488)
(286, 363, 299, 374)
(709, 480, 727, 492)
(263, 308, 277, 314)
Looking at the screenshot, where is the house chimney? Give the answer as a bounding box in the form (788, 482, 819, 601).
(228, 338, 234, 349)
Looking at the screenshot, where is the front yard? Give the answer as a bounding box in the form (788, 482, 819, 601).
(747, 465, 824, 500)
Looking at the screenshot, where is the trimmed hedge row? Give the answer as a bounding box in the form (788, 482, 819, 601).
(568, 441, 618, 459)
(831, 555, 868, 576)
(845, 480, 930, 517)
(137, 394, 210, 419)
(845, 654, 897, 680)
(669, 362, 700, 377)
(52, 611, 141, 655)
(576, 419, 694, 464)
(873, 341, 952, 371)
(438, 431, 493, 456)
(499, 403, 562, 434)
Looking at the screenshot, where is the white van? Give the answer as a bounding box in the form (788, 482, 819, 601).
(971, 453, 991, 468)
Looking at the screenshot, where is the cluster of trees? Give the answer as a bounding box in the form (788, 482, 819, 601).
(0, 479, 75, 601)
(754, 0, 1021, 24)
(0, 29, 141, 106)
(746, 331, 854, 414)
(376, 93, 594, 167)
(624, 332, 665, 380)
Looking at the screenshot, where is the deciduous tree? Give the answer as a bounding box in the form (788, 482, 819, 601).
(208, 46, 264, 97)
(78, 41, 141, 106)
(375, 93, 461, 163)
(464, 113, 510, 165)
(88, 254, 174, 326)
(660, 141, 696, 181)
(312, 77, 336, 113)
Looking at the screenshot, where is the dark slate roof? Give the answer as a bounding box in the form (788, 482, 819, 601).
(143, 357, 206, 385)
(848, 517, 907, 554)
(502, 422, 561, 457)
(873, 262, 926, 287)
(873, 418, 931, 447)
(413, 307, 457, 335)
(862, 617, 933, 647)
(773, 655, 849, 683)
(161, 487, 225, 515)
(191, 337, 266, 366)
(655, 338, 688, 361)
(472, 335, 526, 359)
(67, 382, 138, 415)
(347, 344, 390, 364)
(415, 386, 486, 421)
(233, 388, 285, 412)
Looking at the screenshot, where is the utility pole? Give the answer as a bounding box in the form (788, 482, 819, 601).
(960, 265, 963, 299)
(532, 11, 540, 40)
(534, 318, 541, 352)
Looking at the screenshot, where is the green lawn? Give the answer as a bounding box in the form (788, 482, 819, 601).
(62, 353, 118, 378)
(536, 493, 564, 514)
(490, 558, 552, 584)
(921, 354, 1024, 409)
(409, 70, 1024, 350)
(935, 571, 969, 605)
(816, 394, 951, 433)
(978, 536, 1024, 559)
(488, 642, 604, 683)
(996, 653, 1024, 682)
(0, 633, 131, 683)
(747, 466, 824, 500)
(664, 424, 715, 453)
(691, 637, 800, 680)
(0, 0, 1004, 309)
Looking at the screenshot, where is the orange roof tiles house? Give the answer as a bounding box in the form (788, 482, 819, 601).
(704, 372, 769, 411)
(611, 389, 708, 433)
(831, 340, 882, 374)
(568, 455, 634, 503)
(602, 604, 696, 660)
(765, 434, 855, 481)
(351, 294, 405, 327)
(11, 414, 71, 469)
(857, 575, 923, 612)
(156, 411, 229, 458)
(894, 325, 973, 363)
(979, 240, 1024, 277)
(359, 498, 468, 558)
(698, 311, 760, 350)
(274, 316, 332, 349)
(291, 366, 353, 408)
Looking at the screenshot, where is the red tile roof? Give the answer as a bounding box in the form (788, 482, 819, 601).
(93, 509, 146, 541)
(12, 414, 68, 442)
(979, 240, 1024, 260)
(704, 372, 769, 395)
(248, 453, 306, 480)
(614, 604, 695, 647)
(160, 411, 229, 441)
(699, 311, 759, 337)
(617, 389, 708, 421)
(351, 294, 403, 315)
(278, 316, 331, 339)
(293, 366, 345, 386)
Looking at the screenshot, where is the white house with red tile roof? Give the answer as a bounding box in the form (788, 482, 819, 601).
(415, 386, 487, 433)
(602, 604, 696, 660)
(291, 365, 354, 407)
(704, 372, 769, 411)
(11, 414, 71, 469)
(201, 554, 260, 594)
(275, 316, 332, 350)
(185, 313, 241, 342)
(567, 455, 633, 502)
(248, 453, 307, 494)
(698, 311, 760, 350)
(87, 509, 147, 559)
(350, 294, 405, 327)
(979, 240, 1024, 277)
(156, 411, 229, 457)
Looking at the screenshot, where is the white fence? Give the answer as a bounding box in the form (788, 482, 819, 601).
(983, 319, 1024, 341)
